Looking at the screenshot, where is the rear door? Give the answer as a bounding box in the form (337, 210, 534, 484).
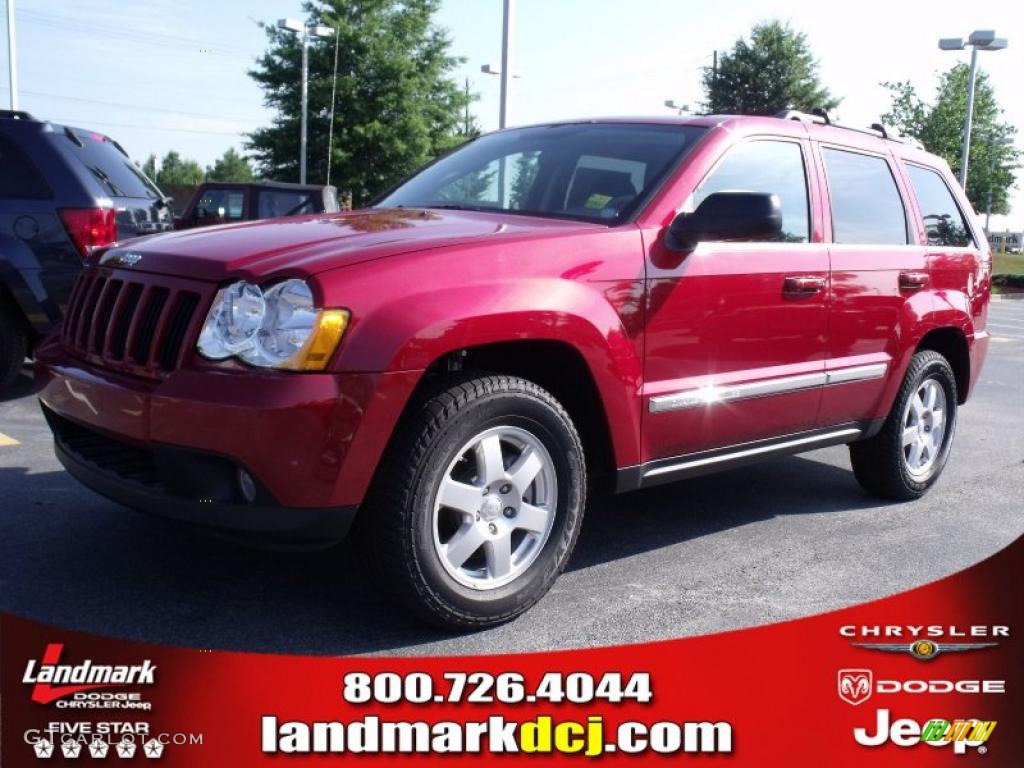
(814, 144, 923, 427)
(643, 137, 830, 461)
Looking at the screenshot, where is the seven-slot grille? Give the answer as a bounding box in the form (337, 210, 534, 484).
(61, 268, 209, 379)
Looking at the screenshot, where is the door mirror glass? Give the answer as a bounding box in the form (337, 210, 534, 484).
(668, 191, 783, 250)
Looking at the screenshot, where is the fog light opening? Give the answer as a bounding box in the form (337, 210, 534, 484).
(238, 468, 257, 503)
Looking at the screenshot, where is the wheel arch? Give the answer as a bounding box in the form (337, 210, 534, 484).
(915, 326, 971, 404)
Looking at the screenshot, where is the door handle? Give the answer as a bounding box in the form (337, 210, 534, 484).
(783, 275, 826, 297)
(899, 271, 929, 290)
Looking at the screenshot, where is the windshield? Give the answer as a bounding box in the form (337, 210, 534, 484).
(378, 123, 706, 223)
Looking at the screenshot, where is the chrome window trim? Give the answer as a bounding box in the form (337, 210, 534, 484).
(649, 362, 887, 414)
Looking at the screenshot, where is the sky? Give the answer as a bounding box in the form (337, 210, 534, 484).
(2, 0, 1022, 229)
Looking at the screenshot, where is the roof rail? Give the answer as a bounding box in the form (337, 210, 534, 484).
(869, 122, 926, 150)
(0, 110, 35, 121)
(774, 109, 830, 125)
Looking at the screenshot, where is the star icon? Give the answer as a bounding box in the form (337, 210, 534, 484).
(61, 740, 83, 758)
(116, 740, 137, 759)
(143, 738, 165, 758)
(90, 738, 110, 758)
(33, 738, 54, 759)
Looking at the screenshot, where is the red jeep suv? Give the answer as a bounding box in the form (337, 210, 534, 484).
(35, 113, 991, 627)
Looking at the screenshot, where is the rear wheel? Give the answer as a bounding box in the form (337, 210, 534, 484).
(0, 299, 28, 394)
(364, 375, 586, 628)
(849, 350, 958, 500)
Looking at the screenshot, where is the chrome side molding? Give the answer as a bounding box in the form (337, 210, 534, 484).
(649, 362, 887, 414)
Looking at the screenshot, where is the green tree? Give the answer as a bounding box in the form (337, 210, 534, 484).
(247, 0, 471, 205)
(882, 64, 1020, 214)
(141, 153, 158, 180)
(703, 21, 840, 116)
(155, 151, 204, 186)
(206, 148, 256, 182)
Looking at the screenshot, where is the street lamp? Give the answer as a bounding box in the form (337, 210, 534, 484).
(278, 18, 334, 184)
(479, 0, 516, 129)
(938, 30, 1009, 188)
(6, 0, 17, 110)
(664, 100, 690, 115)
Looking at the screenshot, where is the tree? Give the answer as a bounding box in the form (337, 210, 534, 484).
(882, 64, 1020, 215)
(141, 153, 158, 180)
(247, 0, 471, 205)
(703, 21, 840, 116)
(206, 148, 256, 182)
(155, 151, 204, 186)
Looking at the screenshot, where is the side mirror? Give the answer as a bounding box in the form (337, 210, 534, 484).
(667, 191, 783, 251)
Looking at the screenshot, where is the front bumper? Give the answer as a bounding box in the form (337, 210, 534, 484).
(34, 334, 420, 547)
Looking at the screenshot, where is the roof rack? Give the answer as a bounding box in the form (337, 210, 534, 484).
(774, 109, 829, 125)
(772, 109, 925, 150)
(0, 110, 35, 121)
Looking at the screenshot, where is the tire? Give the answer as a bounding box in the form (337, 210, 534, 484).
(363, 375, 586, 628)
(0, 299, 28, 394)
(849, 350, 958, 500)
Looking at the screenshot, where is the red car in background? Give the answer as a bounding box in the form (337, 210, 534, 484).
(35, 113, 990, 627)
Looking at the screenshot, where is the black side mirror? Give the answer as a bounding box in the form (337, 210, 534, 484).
(667, 191, 783, 251)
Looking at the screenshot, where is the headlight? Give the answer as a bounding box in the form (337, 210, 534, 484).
(196, 279, 349, 371)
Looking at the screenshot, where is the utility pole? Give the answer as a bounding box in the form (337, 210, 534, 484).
(498, 0, 514, 130)
(6, 0, 17, 110)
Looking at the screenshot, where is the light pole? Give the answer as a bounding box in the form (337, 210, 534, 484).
(939, 30, 1008, 189)
(278, 18, 334, 184)
(664, 100, 690, 115)
(6, 0, 17, 110)
(480, 0, 516, 129)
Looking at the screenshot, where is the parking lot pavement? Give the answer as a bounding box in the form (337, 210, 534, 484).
(1, 302, 1022, 657)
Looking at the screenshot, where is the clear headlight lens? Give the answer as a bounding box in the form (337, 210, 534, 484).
(196, 279, 348, 370)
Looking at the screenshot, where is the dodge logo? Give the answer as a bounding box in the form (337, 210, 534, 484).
(838, 669, 873, 706)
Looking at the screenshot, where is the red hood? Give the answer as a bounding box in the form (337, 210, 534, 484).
(98, 208, 599, 282)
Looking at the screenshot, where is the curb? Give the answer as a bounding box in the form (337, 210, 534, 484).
(991, 293, 1024, 301)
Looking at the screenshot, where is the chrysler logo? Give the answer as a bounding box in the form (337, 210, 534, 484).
(100, 250, 143, 267)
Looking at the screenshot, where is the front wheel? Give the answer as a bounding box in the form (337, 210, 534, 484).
(849, 350, 958, 500)
(365, 375, 586, 628)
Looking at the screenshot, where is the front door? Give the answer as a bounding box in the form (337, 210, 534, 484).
(643, 138, 829, 462)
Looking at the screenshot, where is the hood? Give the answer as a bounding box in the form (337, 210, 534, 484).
(97, 208, 598, 282)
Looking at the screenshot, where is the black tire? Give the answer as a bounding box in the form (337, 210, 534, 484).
(849, 350, 958, 500)
(363, 375, 586, 628)
(0, 299, 28, 394)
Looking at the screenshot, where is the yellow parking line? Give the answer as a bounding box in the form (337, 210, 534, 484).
(0, 432, 19, 447)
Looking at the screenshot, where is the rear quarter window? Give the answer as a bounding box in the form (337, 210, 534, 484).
(822, 147, 907, 245)
(904, 164, 974, 248)
(0, 135, 51, 198)
(56, 130, 160, 200)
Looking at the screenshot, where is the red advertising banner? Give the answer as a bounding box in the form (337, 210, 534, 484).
(1, 534, 1020, 766)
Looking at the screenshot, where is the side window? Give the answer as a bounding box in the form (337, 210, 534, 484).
(196, 189, 245, 220)
(257, 190, 316, 218)
(690, 140, 810, 242)
(0, 136, 51, 198)
(905, 164, 974, 247)
(822, 148, 907, 245)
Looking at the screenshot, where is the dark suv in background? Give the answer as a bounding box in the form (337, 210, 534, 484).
(0, 110, 171, 392)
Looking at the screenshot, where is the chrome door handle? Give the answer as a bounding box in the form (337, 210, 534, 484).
(783, 275, 826, 297)
(899, 271, 929, 290)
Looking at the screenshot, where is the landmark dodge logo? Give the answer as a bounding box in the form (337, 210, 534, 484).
(22, 644, 156, 704)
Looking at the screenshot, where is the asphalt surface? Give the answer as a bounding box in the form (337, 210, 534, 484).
(1, 301, 1022, 657)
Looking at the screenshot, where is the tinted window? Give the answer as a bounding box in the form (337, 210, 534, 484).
(196, 189, 245, 220)
(380, 124, 705, 223)
(905, 164, 974, 247)
(690, 140, 809, 242)
(56, 130, 161, 200)
(0, 135, 51, 198)
(823, 148, 907, 245)
(257, 189, 317, 218)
